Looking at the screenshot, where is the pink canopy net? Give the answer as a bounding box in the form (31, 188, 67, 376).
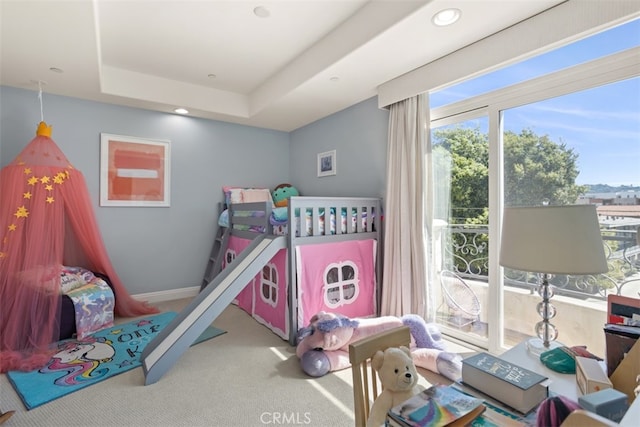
(0, 122, 159, 372)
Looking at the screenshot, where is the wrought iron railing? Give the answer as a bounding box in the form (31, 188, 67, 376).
(439, 224, 640, 300)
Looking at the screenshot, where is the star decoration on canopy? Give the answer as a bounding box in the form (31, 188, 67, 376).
(0, 124, 77, 266)
(14, 206, 29, 219)
(53, 172, 66, 184)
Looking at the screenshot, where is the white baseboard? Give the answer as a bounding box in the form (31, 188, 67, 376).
(133, 286, 199, 304)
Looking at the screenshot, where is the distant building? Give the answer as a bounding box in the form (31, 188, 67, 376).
(577, 191, 640, 226)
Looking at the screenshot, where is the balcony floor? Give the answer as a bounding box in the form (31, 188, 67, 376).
(437, 311, 538, 349)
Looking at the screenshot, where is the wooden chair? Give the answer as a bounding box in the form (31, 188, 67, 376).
(560, 409, 619, 426)
(348, 326, 412, 427)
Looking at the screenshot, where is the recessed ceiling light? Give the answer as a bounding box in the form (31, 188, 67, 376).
(253, 6, 270, 18)
(49, 67, 64, 73)
(174, 108, 189, 115)
(432, 8, 461, 26)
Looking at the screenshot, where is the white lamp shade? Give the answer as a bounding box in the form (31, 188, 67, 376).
(500, 204, 608, 275)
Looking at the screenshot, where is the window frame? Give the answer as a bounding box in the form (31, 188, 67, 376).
(429, 46, 640, 355)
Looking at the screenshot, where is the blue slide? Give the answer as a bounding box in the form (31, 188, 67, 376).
(141, 234, 286, 385)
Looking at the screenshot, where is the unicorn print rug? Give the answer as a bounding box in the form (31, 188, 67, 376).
(7, 311, 225, 410)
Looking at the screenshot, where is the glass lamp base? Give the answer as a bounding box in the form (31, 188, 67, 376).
(526, 337, 563, 357)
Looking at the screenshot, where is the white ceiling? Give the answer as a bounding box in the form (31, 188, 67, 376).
(1, 0, 564, 132)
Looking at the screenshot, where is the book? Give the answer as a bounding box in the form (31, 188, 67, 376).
(449, 383, 527, 427)
(470, 406, 526, 427)
(387, 384, 486, 427)
(604, 323, 640, 376)
(461, 352, 549, 414)
(607, 295, 640, 326)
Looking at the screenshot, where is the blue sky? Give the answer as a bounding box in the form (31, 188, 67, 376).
(432, 19, 640, 187)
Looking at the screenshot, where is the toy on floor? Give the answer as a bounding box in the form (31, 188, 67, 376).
(295, 311, 462, 381)
(367, 346, 423, 427)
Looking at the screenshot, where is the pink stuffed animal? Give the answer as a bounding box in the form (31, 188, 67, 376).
(295, 311, 462, 380)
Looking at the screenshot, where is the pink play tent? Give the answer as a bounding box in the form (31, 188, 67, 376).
(0, 122, 158, 373)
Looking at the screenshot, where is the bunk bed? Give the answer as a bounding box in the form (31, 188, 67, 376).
(202, 194, 383, 345)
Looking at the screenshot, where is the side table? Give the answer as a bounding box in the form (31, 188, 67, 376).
(501, 341, 639, 426)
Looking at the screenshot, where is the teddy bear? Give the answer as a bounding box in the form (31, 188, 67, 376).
(367, 346, 423, 427)
(295, 311, 462, 382)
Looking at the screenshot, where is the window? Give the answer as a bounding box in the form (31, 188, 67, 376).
(225, 249, 237, 266)
(432, 115, 489, 345)
(261, 263, 278, 307)
(429, 19, 640, 355)
(323, 262, 359, 308)
(431, 20, 640, 109)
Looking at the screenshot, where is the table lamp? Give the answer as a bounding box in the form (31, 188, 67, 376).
(500, 204, 608, 355)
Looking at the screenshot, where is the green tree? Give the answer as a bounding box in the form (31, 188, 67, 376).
(433, 126, 588, 224)
(433, 127, 488, 223)
(433, 126, 589, 275)
(503, 129, 588, 206)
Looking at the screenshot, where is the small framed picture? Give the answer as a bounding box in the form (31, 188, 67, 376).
(317, 150, 337, 177)
(100, 133, 171, 207)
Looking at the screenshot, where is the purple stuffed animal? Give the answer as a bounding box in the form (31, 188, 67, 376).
(295, 311, 461, 380)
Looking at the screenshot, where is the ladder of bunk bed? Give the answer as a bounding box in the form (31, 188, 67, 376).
(201, 225, 230, 291)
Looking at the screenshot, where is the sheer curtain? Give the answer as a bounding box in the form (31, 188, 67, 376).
(380, 93, 435, 319)
(0, 123, 158, 373)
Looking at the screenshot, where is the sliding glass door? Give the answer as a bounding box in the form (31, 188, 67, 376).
(428, 19, 639, 354)
(500, 78, 639, 356)
(431, 114, 490, 348)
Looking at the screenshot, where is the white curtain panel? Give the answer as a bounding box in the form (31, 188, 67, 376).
(380, 93, 433, 318)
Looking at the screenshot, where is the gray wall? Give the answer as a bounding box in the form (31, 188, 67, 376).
(0, 86, 389, 296)
(290, 97, 389, 200)
(0, 86, 290, 294)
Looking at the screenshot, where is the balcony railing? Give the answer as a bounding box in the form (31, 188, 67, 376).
(439, 223, 640, 300)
